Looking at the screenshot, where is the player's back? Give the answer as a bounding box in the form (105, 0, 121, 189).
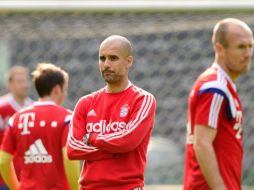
(7, 101, 71, 190)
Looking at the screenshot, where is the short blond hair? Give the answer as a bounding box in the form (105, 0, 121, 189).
(5, 65, 29, 84)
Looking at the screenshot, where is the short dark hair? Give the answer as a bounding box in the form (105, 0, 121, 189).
(32, 63, 68, 97)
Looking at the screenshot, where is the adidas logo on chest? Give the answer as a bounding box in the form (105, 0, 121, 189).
(87, 109, 96, 116)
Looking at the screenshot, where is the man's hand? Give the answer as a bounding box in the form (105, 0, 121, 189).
(83, 133, 91, 145)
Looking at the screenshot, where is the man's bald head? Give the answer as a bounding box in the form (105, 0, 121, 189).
(212, 18, 253, 47)
(100, 35, 132, 57)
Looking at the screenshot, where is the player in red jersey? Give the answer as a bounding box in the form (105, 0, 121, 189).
(0, 63, 79, 190)
(0, 66, 32, 190)
(0, 66, 32, 145)
(183, 18, 253, 190)
(67, 35, 156, 190)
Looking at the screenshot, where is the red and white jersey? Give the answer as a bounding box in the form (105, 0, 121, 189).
(0, 93, 33, 143)
(67, 82, 156, 190)
(183, 63, 243, 190)
(0, 101, 72, 190)
(0, 93, 32, 187)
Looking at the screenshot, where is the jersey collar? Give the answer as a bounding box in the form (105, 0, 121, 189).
(33, 101, 56, 106)
(7, 93, 33, 111)
(212, 62, 237, 91)
(105, 81, 132, 93)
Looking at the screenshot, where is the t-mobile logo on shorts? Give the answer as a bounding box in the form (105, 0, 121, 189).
(24, 139, 52, 164)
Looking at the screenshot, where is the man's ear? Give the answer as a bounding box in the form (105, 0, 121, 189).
(127, 56, 133, 69)
(6, 83, 12, 92)
(214, 42, 225, 57)
(51, 85, 61, 96)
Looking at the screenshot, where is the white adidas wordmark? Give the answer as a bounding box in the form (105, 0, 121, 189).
(24, 139, 52, 164)
(88, 109, 96, 116)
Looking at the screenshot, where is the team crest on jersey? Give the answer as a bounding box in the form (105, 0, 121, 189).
(120, 104, 129, 117)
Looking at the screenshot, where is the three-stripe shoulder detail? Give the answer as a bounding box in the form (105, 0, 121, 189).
(199, 80, 236, 119)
